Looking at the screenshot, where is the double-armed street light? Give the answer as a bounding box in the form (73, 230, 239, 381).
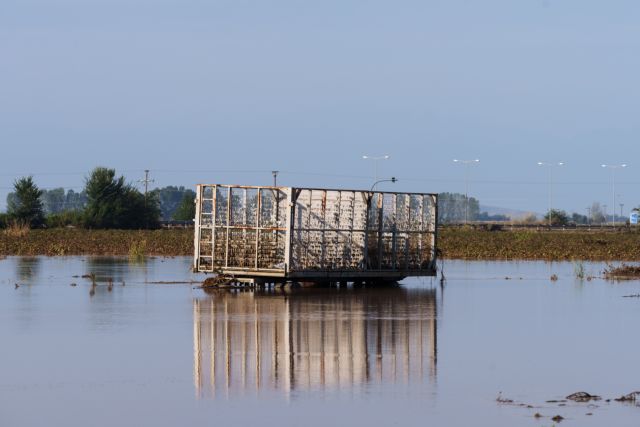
(363, 155, 390, 183)
(601, 164, 627, 225)
(537, 161, 564, 227)
(453, 159, 480, 224)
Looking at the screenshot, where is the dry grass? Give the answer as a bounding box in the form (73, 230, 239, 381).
(0, 228, 192, 256)
(2, 227, 640, 261)
(3, 221, 30, 238)
(439, 228, 640, 260)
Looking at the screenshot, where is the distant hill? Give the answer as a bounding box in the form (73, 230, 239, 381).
(479, 205, 540, 220)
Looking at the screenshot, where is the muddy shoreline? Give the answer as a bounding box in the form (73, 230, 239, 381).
(2, 228, 640, 260)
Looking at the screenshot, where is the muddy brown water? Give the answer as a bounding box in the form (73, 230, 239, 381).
(1, 257, 639, 426)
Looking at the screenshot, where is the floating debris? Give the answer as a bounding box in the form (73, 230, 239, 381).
(14, 283, 19, 289)
(146, 281, 200, 284)
(622, 294, 640, 298)
(603, 264, 640, 280)
(614, 391, 640, 402)
(70, 283, 77, 287)
(551, 415, 564, 422)
(566, 392, 601, 402)
(496, 392, 514, 404)
(533, 413, 542, 419)
(550, 274, 558, 281)
(202, 275, 235, 288)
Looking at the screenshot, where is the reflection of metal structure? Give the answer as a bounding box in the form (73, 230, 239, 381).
(193, 288, 438, 398)
(193, 185, 438, 282)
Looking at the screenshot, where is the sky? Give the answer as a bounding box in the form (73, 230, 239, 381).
(1, 0, 639, 216)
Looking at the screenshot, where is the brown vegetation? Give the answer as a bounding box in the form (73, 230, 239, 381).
(603, 264, 640, 280)
(0, 228, 192, 256)
(439, 228, 640, 261)
(2, 228, 640, 260)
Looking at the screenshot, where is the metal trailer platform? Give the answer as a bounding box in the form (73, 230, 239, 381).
(193, 184, 438, 283)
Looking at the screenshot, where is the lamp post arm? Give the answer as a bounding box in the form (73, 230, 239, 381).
(371, 177, 397, 192)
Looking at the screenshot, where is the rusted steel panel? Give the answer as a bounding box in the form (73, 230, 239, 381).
(194, 184, 438, 280)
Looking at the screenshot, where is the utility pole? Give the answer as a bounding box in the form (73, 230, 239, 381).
(620, 203, 624, 223)
(601, 164, 627, 226)
(139, 169, 155, 207)
(453, 159, 480, 224)
(537, 162, 564, 227)
(272, 170, 279, 187)
(586, 206, 591, 226)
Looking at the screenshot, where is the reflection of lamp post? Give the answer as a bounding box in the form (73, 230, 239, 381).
(601, 164, 627, 225)
(363, 155, 390, 183)
(371, 177, 397, 192)
(537, 161, 564, 226)
(453, 159, 479, 224)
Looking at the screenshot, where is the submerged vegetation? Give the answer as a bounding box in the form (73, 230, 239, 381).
(603, 264, 640, 280)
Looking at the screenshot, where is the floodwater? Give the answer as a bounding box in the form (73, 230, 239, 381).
(1, 257, 639, 426)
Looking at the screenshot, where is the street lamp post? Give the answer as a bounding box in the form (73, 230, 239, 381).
(537, 162, 564, 227)
(453, 159, 480, 224)
(601, 164, 627, 226)
(362, 155, 390, 183)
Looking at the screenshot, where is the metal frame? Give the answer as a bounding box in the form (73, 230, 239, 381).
(194, 184, 438, 281)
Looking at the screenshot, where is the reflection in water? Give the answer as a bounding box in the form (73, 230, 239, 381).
(16, 257, 41, 282)
(193, 287, 438, 398)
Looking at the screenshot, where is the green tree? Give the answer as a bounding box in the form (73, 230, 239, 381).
(172, 191, 196, 221)
(41, 188, 66, 214)
(544, 209, 569, 226)
(84, 167, 160, 229)
(438, 192, 480, 223)
(571, 212, 588, 225)
(153, 186, 194, 220)
(7, 176, 45, 227)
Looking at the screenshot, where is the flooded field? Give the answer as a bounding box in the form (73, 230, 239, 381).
(1, 257, 639, 426)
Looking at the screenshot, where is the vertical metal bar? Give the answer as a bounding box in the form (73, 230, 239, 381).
(255, 190, 261, 270)
(283, 188, 293, 274)
(321, 190, 327, 269)
(225, 186, 231, 268)
(349, 191, 356, 268)
(211, 186, 217, 270)
(377, 193, 383, 270)
(432, 194, 438, 269)
(363, 192, 371, 270)
(419, 195, 425, 269)
(193, 185, 202, 271)
(307, 190, 312, 268)
(392, 194, 397, 270)
(335, 190, 342, 269)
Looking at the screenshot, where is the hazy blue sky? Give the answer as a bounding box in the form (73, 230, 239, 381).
(2, 0, 639, 215)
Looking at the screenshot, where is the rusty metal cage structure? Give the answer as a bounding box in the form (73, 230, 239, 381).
(193, 184, 438, 281)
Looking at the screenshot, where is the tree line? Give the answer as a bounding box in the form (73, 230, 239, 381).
(0, 168, 196, 229)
